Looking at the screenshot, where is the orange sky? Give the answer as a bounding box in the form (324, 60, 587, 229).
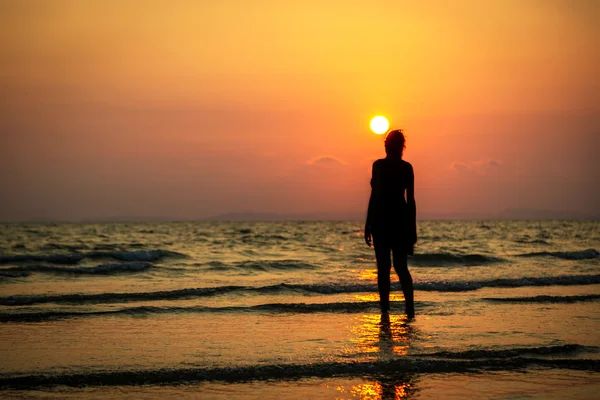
(1, 0, 598, 220)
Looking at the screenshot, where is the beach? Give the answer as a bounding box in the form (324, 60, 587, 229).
(0, 220, 599, 398)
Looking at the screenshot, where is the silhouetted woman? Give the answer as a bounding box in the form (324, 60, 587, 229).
(364, 129, 416, 318)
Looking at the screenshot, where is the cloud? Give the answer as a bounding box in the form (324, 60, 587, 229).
(306, 155, 347, 166)
(451, 159, 502, 176)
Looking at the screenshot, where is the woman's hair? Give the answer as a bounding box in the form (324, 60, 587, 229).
(384, 129, 406, 158)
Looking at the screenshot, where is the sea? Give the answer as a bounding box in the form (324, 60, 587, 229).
(0, 220, 598, 399)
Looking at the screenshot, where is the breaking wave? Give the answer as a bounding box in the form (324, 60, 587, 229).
(0, 262, 153, 276)
(516, 249, 599, 260)
(413, 274, 600, 292)
(0, 270, 32, 278)
(0, 250, 186, 265)
(0, 301, 417, 322)
(0, 253, 84, 265)
(0, 344, 596, 389)
(205, 259, 318, 272)
(483, 294, 600, 304)
(513, 238, 551, 245)
(420, 343, 596, 359)
(1, 274, 599, 306)
(411, 253, 504, 266)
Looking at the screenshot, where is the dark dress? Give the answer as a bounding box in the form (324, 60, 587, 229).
(367, 157, 416, 255)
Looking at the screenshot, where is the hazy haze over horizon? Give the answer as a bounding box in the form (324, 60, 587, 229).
(1, 1, 598, 222)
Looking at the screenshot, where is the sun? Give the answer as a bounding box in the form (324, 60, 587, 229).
(370, 116, 389, 134)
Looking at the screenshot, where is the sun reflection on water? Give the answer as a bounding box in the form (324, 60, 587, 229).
(338, 313, 415, 398)
(359, 269, 378, 281)
(345, 313, 412, 360)
(354, 293, 405, 303)
(336, 380, 413, 400)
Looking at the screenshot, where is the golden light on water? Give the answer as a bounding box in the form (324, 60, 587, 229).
(336, 313, 413, 399)
(370, 116, 389, 134)
(337, 381, 412, 400)
(354, 293, 405, 302)
(345, 314, 411, 359)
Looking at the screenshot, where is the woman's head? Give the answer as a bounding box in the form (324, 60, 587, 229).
(384, 129, 406, 158)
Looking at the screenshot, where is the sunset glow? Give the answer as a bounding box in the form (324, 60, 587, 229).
(0, 1, 597, 221)
(0, 3, 598, 397)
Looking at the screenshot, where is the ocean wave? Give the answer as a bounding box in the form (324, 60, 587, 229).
(0, 254, 84, 265)
(411, 253, 504, 265)
(0, 301, 411, 322)
(0, 270, 32, 278)
(513, 238, 551, 245)
(41, 243, 88, 252)
(483, 294, 600, 304)
(206, 259, 318, 272)
(85, 250, 186, 262)
(420, 343, 595, 359)
(2, 274, 599, 306)
(303, 274, 600, 293)
(240, 234, 289, 242)
(0, 250, 186, 265)
(413, 274, 600, 292)
(516, 249, 599, 260)
(0, 286, 250, 306)
(0, 262, 153, 276)
(0, 345, 597, 388)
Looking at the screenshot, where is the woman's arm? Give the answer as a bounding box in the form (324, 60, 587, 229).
(406, 163, 417, 244)
(364, 161, 378, 247)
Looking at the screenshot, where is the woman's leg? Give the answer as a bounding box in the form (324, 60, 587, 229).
(392, 250, 415, 318)
(374, 243, 392, 313)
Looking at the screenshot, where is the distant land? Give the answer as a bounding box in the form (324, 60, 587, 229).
(204, 209, 598, 222)
(9, 209, 597, 223)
